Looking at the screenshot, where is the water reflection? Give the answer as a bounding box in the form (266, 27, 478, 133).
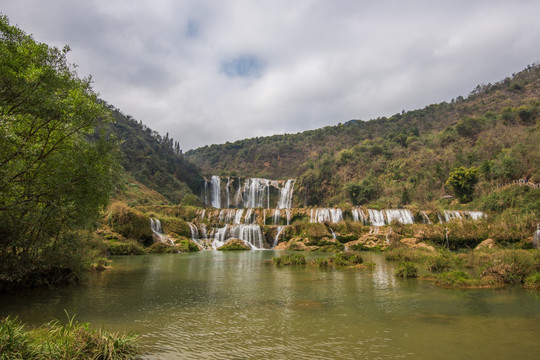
(0, 252, 539, 359)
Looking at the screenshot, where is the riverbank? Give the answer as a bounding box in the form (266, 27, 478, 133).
(0, 314, 140, 359)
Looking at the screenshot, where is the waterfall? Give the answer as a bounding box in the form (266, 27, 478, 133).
(188, 222, 206, 250)
(385, 209, 414, 225)
(286, 209, 291, 225)
(150, 218, 174, 245)
(443, 210, 462, 222)
(310, 208, 343, 223)
(273, 209, 281, 225)
(244, 208, 254, 224)
(234, 209, 244, 224)
(273, 226, 285, 248)
(243, 178, 269, 208)
(351, 208, 368, 224)
(464, 211, 486, 221)
(330, 228, 337, 239)
(225, 177, 231, 209)
(421, 211, 431, 224)
(211, 175, 221, 208)
(277, 179, 295, 209)
(368, 209, 386, 226)
(212, 224, 264, 250)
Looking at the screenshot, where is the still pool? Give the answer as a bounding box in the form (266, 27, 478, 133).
(1, 251, 539, 359)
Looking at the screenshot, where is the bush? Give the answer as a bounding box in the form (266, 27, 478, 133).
(174, 238, 200, 252)
(435, 271, 473, 287)
(332, 252, 364, 266)
(524, 273, 540, 290)
(272, 253, 306, 265)
(395, 262, 418, 278)
(107, 202, 153, 246)
(0, 314, 140, 359)
(428, 253, 456, 272)
(147, 242, 177, 254)
(481, 250, 537, 285)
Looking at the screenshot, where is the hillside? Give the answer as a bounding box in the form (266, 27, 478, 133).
(104, 106, 203, 203)
(186, 64, 540, 208)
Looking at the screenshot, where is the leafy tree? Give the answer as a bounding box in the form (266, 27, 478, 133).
(445, 167, 478, 203)
(344, 175, 381, 205)
(0, 16, 120, 288)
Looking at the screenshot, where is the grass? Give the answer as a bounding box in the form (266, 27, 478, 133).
(0, 313, 140, 359)
(394, 262, 418, 278)
(272, 253, 306, 265)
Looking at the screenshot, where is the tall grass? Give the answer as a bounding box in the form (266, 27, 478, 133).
(0, 313, 140, 359)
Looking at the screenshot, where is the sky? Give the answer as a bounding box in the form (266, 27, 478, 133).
(2, 0, 540, 151)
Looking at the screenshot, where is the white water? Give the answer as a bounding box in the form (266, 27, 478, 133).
(211, 175, 221, 208)
(385, 209, 414, 225)
(150, 218, 174, 245)
(443, 210, 462, 222)
(277, 179, 295, 209)
(310, 208, 343, 223)
(273, 226, 285, 248)
(368, 209, 386, 226)
(352, 208, 368, 224)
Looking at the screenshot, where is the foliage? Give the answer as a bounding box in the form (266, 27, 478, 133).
(160, 217, 191, 238)
(186, 63, 540, 209)
(434, 271, 475, 287)
(445, 166, 479, 203)
(0, 314, 140, 359)
(217, 239, 251, 251)
(332, 251, 363, 266)
(0, 16, 121, 289)
(106, 107, 202, 203)
(524, 273, 540, 290)
(272, 253, 306, 265)
(394, 262, 418, 278)
(174, 238, 200, 252)
(107, 241, 145, 256)
(106, 202, 153, 246)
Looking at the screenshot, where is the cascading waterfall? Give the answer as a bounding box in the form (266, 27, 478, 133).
(150, 218, 174, 245)
(385, 209, 414, 225)
(310, 208, 343, 223)
(273, 209, 281, 225)
(444, 210, 462, 222)
(243, 178, 269, 208)
(464, 211, 486, 221)
(421, 211, 431, 224)
(368, 209, 386, 226)
(352, 208, 368, 224)
(212, 224, 264, 250)
(211, 175, 221, 208)
(277, 179, 295, 209)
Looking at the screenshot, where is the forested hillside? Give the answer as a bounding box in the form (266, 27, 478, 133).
(104, 107, 202, 204)
(187, 64, 540, 208)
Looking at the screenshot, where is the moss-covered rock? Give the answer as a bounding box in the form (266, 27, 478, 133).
(147, 242, 177, 253)
(174, 237, 200, 252)
(106, 202, 153, 246)
(161, 217, 191, 238)
(107, 240, 145, 255)
(217, 238, 251, 251)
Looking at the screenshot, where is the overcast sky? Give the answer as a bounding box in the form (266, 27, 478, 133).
(3, 0, 540, 150)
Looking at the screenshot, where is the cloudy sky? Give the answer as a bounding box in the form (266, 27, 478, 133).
(3, 0, 540, 150)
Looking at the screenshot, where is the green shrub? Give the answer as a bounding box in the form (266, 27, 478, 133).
(435, 271, 473, 287)
(312, 257, 330, 267)
(0, 314, 140, 359)
(395, 262, 418, 278)
(160, 217, 191, 238)
(524, 273, 540, 290)
(332, 251, 364, 266)
(428, 253, 455, 273)
(107, 202, 153, 246)
(147, 242, 176, 254)
(272, 253, 306, 265)
(481, 250, 537, 285)
(175, 238, 200, 252)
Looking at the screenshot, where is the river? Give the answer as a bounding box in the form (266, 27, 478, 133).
(1, 251, 539, 359)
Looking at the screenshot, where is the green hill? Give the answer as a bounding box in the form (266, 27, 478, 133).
(186, 64, 540, 209)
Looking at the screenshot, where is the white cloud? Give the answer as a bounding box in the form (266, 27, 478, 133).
(2, 0, 540, 150)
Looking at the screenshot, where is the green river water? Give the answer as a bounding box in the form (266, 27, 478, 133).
(1, 251, 539, 359)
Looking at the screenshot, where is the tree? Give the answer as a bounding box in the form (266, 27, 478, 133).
(0, 16, 120, 288)
(445, 167, 478, 203)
